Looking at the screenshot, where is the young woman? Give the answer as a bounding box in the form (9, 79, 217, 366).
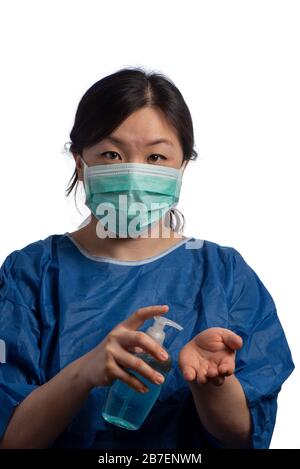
(0, 67, 294, 449)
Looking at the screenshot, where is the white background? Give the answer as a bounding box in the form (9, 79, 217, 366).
(0, 0, 299, 448)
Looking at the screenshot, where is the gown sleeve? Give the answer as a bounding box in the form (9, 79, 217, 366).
(0, 251, 41, 441)
(228, 248, 295, 449)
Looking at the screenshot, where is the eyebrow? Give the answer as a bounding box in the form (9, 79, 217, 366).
(105, 136, 174, 147)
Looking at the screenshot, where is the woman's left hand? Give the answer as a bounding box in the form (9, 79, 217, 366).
(178, 327, 243, 386)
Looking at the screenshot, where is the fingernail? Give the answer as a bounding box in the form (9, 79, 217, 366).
(141, 387, 149, 393)
(155, 374, 165, 384)
(160, 351, 168, 360)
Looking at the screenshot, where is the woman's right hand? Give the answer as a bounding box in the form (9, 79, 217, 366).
(77, 305, 170, 393)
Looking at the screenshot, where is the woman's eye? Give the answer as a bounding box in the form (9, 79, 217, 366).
(148, 154, 167, 162)
(98, 152, 166, 163)
(100, 151, 121, 160)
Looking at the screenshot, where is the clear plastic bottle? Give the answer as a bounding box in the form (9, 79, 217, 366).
(101, 316, 183, 430)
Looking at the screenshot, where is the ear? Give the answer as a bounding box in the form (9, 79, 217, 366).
(73, 153, 84, 181)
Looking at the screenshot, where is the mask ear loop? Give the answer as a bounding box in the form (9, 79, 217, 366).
(180, 158, 188, 172)
(78, 156, 93, 195)
(77, 156, 92, 228)
(168, 159, 186, 233)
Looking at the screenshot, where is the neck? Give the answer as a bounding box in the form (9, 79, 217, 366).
(69, 213, 185, 261)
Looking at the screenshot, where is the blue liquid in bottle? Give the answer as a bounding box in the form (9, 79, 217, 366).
(101, 315, 183, 430)
(102, 353, 171, 430)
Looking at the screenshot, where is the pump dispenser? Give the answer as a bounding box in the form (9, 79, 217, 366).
(102, 315, 183, 430)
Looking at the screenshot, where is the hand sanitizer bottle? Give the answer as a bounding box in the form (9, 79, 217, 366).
(101, 316, 183, 430)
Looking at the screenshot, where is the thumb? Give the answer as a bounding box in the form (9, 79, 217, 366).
(221, 329, 243, 351)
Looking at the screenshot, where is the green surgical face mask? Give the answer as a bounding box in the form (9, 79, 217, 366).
(80, 158, 184, 238)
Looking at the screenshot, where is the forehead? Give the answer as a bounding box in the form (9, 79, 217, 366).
(102, 107, 180, 147)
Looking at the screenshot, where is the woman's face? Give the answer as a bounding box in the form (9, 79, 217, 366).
(75, 106, 188, 181)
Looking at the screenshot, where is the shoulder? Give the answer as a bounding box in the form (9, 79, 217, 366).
(200, 239, 265, 296)
(201, 238, 238, 256)
(189, 237, 243, 267)
(0, 234, 66, 309)
(1, 234, 65, 273)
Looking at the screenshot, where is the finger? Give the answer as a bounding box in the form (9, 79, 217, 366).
(121, 305, 169, 331)
(118, 330, 169, 362)
(197, 374, 208, 385)
(196, 365, 209, 385)
(210, 375, 225, 386)
(218, 359, 235, 376)
(181, 365, 197, 381)
(113, 343, 165, 385)
(110, 363, 150, 393)
(206, 365, 219, 379)
(221, 330, 243, 351)
(128, 346, 144, 354)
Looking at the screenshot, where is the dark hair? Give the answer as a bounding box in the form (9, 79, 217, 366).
(64, 66, 198, 232)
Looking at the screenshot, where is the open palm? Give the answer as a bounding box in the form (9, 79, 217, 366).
(178, 327, 243, 386)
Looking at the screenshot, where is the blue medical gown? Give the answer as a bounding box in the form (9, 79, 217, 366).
(0, 234, 294, 448)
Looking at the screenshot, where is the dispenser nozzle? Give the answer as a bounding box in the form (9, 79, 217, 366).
(146, 315, 183, 345)
(153, 316, 183, 331)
